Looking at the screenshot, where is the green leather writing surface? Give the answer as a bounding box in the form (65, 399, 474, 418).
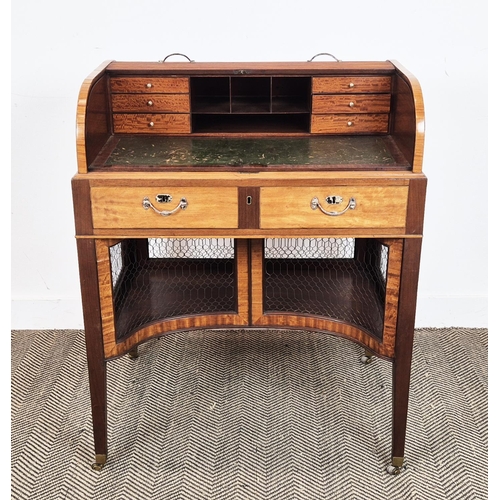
(103, 136, 406, 168)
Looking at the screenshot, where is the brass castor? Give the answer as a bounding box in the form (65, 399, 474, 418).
(360, 349, 374, 365)
(128, 346, 139, 359)
(386, 464, 406, 475)
(92, 454, 107, 471)
(386, 457, 406, 475)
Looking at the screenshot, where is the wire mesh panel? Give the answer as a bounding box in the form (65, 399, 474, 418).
(263, 238, 389, 340)
(109, 238, 237, 340)
(109, 242, 124, 288)
(148, 238, 234, 259)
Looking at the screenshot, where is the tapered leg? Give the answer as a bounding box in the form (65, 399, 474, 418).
(389, 238, 422, 474)
(76, 239, 108, 470)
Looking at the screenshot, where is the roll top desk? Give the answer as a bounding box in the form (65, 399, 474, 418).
(72, 56, 426, 474)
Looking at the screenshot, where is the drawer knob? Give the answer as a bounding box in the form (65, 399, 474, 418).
(349, 82, 355, 88)
(146, 83, 153, 89)
(311, 196, 356, 216)
(349, 101, 355, 108)
(148, 121, 154, 127)
(143, 196, 188, 216)
(147, 100, 154, 106)
(347, 121, 353, 127)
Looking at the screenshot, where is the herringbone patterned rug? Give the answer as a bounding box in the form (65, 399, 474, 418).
(11, 328, 487, 500)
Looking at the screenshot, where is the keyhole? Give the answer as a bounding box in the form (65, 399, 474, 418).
(246, 196, 252, 205)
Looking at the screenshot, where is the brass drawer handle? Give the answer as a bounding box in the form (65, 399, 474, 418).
(142, 196, 188, 216)
(310, 196, 356, 216)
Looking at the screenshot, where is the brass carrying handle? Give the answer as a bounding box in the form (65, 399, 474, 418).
(307, 53, 340, 62)
(310, 196, 356, 216)
(161, 53, 194, 62)
(142, 197, 188, 216)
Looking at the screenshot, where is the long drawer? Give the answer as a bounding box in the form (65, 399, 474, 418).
(91, 187, 239, 229)
(260, 186, 408, 229)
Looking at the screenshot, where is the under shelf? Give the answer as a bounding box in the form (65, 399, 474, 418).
(110, 239, 237, 341)
(264, 258, 386, 340)
(107, 237, 390, 343)
(263, 238, 388, 341)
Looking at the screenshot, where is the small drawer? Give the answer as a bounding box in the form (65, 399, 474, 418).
(111, 94, 190, 113)
(311, 114, 389, 134)
(91, 187, 239, 229)
(312, 94, 391, 114)
(260, 186, 408, 230)
(312, 76, 391, 94)
(113, 114, 191, 134)
(110, 77, 189, 94)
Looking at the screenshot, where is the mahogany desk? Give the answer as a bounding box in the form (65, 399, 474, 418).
(72, 56, 426, 474)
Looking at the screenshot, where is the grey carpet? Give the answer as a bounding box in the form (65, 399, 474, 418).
(11, 328, 487, 500)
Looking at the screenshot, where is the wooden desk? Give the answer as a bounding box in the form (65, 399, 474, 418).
(72, 57, 426, 474)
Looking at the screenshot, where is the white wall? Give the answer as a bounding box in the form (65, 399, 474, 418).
(11, 0, 488, 329)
